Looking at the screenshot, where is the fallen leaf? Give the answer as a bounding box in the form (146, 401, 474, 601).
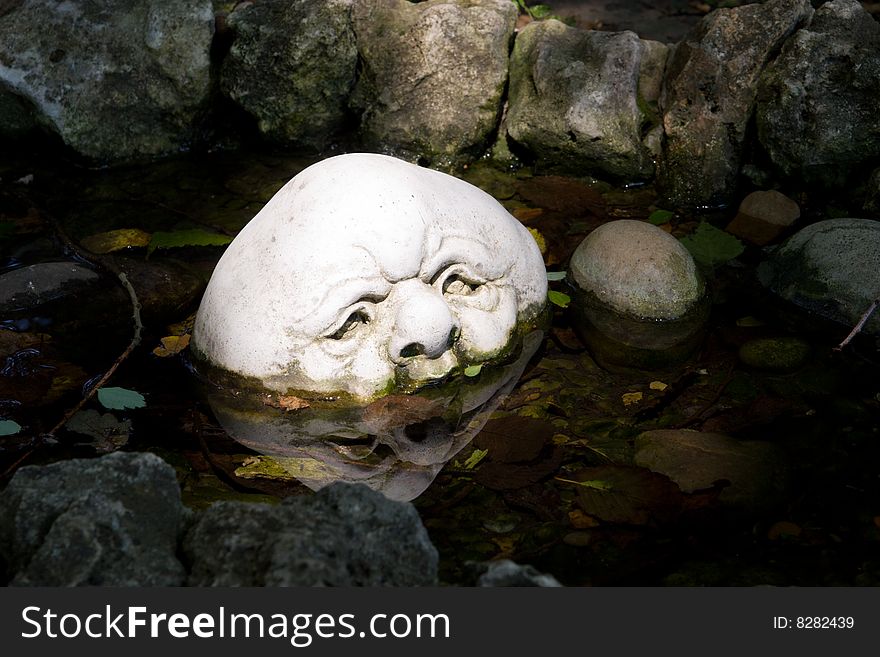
(152, 333, 191, 357)
(67, 409, 131, 453)
(545, 271, 566, 282)
(277, 395, 310, 411)
(81, 228, 152, 254)
(97, 386, 146, 410)
(147, 228, 233, 255)
(464, 364, 483, 377)
(679, 222, 745, 268)
(573, 465, 683, 526)
(528, 227, 547, 254)
(548, 290, 570, 308)
(513, 207, 544, 222)
(474, 415, 555, 463)
(568, 509, 600, 529)
(0, 419, 22, 436)
(362, 394, 445, 432)
(622, 391, 643, 406)
(463, 448, 488, 470)
(649, 381, 668, 391)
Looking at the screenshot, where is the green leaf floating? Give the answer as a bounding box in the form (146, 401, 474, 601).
(98, 387, 146, 410)
(147, 229, 232, 255)
(679, 222, 745, 268)
(545, 271, 567, 282)
(548, 290, 571, 308)
(464, 364, 483, 377)
(0, 420, 22, 436)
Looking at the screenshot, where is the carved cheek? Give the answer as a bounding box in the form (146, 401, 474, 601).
(453, 287, 519, 357)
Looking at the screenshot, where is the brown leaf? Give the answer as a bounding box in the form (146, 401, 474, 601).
(262, 394, 310, 412)
(474, 415, 555, 463)
(152, 333, 190, 357)
(362, 394, 445, 432)
(474, 446, 563, 491)
(573, 465, 683, 526)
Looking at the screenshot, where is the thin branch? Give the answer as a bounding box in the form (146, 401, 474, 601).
(833, 298, 879, 352)
(46, 272, 142, 436)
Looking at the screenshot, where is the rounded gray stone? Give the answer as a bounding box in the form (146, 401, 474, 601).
(569, 220, 704, 320)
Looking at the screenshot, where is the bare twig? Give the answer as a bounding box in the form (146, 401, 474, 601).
(833, 298, 879, 352)
(46, 272, 142, 435)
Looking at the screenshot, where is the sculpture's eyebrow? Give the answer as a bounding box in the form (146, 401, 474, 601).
(420, 234, 501, 281)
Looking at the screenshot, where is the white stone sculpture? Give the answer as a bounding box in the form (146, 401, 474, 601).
(192, 153, 547, 401)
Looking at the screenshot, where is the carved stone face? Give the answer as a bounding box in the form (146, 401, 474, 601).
(192, 153, 546, 400)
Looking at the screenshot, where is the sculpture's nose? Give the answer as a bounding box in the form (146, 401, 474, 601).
(389, 280, 460, 363)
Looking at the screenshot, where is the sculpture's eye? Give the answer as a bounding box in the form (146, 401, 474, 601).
(431, 264, 484, 297)
(327, 309, 370, 340)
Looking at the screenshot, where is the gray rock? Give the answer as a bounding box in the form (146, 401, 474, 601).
(659, 0, 812, 208)
(756, 0, 880, 187)
(184, 483, 438, 586)
(0, 262, 100, 313)
(507, 20, 662, 180)
(350, 0, 516, 164)
(757, 218, 880, 336)
(634, 430, 788, 510)
(726, 189, 801, 246)
(220, 0, 357, 148)
(0, 0, 214, 162)
(0, 452, 186, 586)
(477, 559, 562, 587)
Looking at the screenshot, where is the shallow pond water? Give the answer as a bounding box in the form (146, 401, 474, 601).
(1, 145, 879, 586)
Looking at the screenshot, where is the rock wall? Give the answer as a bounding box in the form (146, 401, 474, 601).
(2, 0, 879, 205)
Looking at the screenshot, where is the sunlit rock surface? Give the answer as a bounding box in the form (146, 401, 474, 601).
(192, 153, 546, 401)
(349, 0, 516, 164)
(0, 0, 214, 162)
(568, 220, 708, 368)
(507, 20, 665, 180)
(757, 218, 880, 336)
(202, 331, 542, 502)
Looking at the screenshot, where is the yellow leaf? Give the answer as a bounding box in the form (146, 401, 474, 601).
(649, 380, 668, 391)
(152, 333, 190, 357)
(527, 227, 547, 255)
(81, 228, 152, 254)
(463, 448, 488, 470)
(622, 391, 643, 406)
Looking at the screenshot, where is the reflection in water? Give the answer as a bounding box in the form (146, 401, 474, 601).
(200, 331, 543, 501)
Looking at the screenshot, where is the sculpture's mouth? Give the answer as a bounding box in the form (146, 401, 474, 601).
(395, 350, 459, 390)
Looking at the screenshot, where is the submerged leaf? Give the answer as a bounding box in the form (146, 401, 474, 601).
(648, 209, 674, 225)
(97, 386, 146, 410)
(0, 419, 22, 436)
(574, 465, 683, 526)
(679, 222, 745, 268)
(545, 271, 566, 281)
(464, 364, 483, 377)
(67, 409, 131, 453)
(147, 229, 232, 255)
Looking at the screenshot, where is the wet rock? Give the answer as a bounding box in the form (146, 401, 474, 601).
(757, 218, 880, 336)
(738, 337, 811, 372)
(726, 190, 800, 246)
(569, 220, 708, 368)
(507, 20, 663, 180)
(477, 559, 562, 587)
(105, 256, 206, 325)
(0, 452, 187, 586)
(756, 0, 880, 187)
(634, 430, 788, 510)
(0, 0, 214, 162)
(659, 0, 813, 208)
(350, 0, 516, 164)
(220, 0, 357, 148)
(0, 262, 100, 313)
(183, 483, 438, 586)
